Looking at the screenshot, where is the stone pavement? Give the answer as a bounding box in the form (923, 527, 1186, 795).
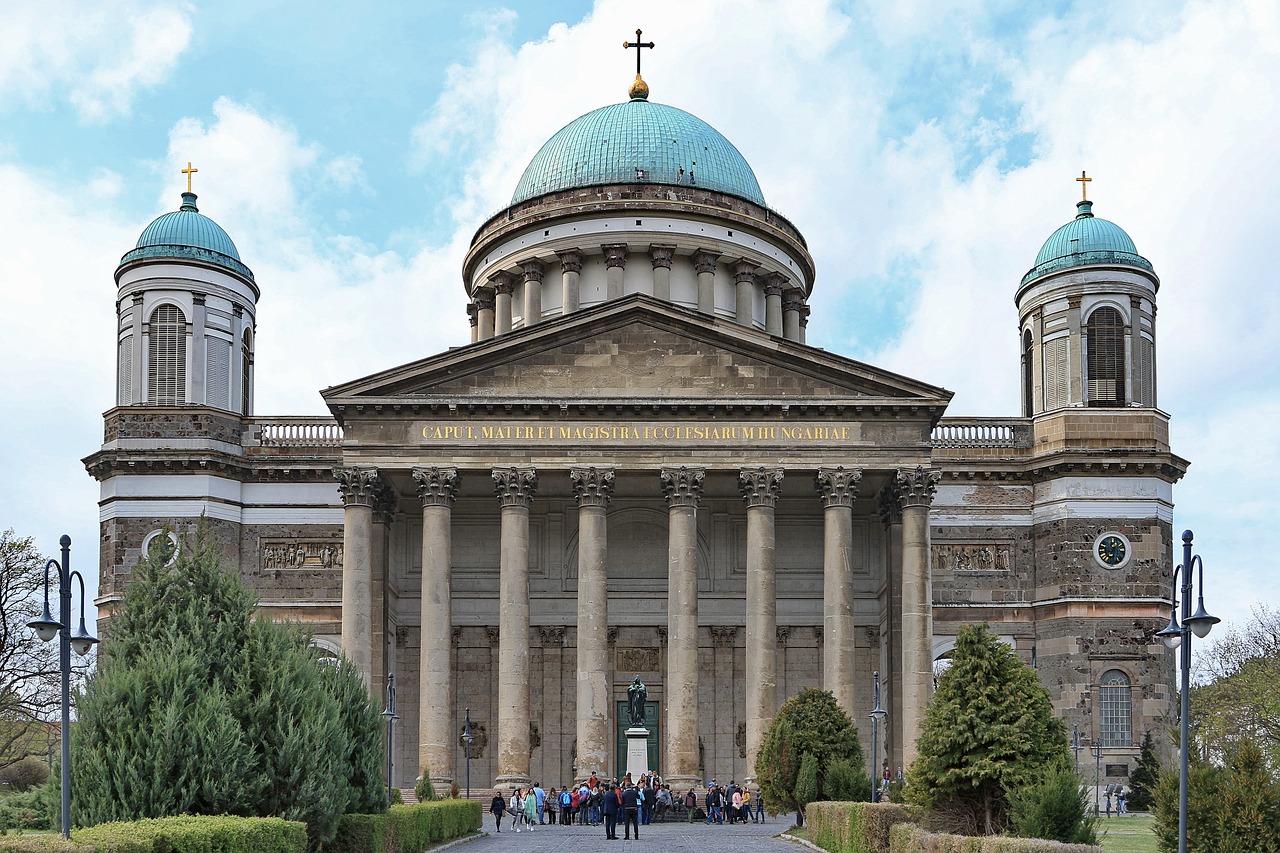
(467, 815, 798, 852)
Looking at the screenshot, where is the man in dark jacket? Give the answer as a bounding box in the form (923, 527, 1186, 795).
(601, 781, 620, 840)
(621, 783, 641, 840)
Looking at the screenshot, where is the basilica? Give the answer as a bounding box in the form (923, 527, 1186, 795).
(84, 65, 1183, 793)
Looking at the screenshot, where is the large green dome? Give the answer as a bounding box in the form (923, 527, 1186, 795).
(119, 192, 254, 282)
(1022, 200, 1152, 285)
(511, 97, 766, 206)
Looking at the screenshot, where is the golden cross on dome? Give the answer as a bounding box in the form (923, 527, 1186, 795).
(623, 28, 654, 76)
(181, 161, 199, 193)
(1076, 170, 1091, 201)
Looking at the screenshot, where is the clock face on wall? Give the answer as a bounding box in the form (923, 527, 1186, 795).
(1095, 533, 1130, 569)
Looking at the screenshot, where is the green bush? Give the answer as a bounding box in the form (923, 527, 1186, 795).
(414, 770, 437, 803)
(1008, 766, 1096, 844)
(0, 759, 51, 793)
(886, 822, 1100, 852)
(0, 838, 92, 852)
(757, 688, 865, 818)
(328, 800, 481, 853)
(825, 758, 868, 802)
(74, 815, 307, 853)
(807, 800, 913, 853)
(0, 790, 50, 832)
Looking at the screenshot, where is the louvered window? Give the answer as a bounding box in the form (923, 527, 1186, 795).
(1022, 329, 1034, 416)
(1138, 336, 1155, 407)
(118, 336, 132, 405)
(241, 328, 253, 415)
(147, 305, 186, 405)
(206, 338, 231, 410)
(1043, 337, 1070, 409)
(1087, 307, 1125, 407)
(1099, 669, 1133, 747)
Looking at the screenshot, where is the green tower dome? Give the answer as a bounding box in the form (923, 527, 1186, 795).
(1022, 200, 1153, 286)
(119, 192, 255, 282)
(511, 96, 766, 206)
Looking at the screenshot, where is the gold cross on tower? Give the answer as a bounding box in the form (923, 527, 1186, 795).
(181, 161, 199, 193)
(1076, 170, 1091, 201)
(623, 28, 655, 77)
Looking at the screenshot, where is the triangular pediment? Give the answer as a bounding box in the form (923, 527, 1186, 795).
(322, 296, 951, 410)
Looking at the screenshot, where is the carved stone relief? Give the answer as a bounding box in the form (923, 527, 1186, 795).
(617, 647, 660, 673)
(932, 542, 1013, 574)
(736, 722, 747, 758)
(461, 723, 488, 758)
(260, 539, 342, 571)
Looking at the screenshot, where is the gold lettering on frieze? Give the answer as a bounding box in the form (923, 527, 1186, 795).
(418, 420, 854, 446)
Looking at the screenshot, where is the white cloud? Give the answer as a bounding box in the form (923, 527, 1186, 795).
(0, 1, 192, 121)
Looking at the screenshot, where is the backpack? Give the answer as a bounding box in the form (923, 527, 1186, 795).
(560, 790, 571, 807)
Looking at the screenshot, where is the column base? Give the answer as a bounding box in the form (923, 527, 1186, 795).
(493, 774, 532, 792)
(666, 774, 701, 791)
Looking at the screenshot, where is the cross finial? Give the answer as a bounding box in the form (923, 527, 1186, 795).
(1076, 170, 1091, 201)
(623, 28, 655, 77)
(181, 161, 199, 193)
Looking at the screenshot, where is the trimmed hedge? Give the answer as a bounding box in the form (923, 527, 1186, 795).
(327, 800, 481, 853)
(0, 815, 306, 853)
(887, 824, 1101, 853)
(807, 801, 915, 853)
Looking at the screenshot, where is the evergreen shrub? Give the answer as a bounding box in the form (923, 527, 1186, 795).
(806, 800, 913, 853)
(0, 815, 306, 852)
(328, 800, 481, 853)
(1007, 766, 1096, 844)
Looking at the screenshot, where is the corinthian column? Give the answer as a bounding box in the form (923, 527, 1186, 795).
(740, 466, 783, 785)
(733, 258, 756, 326)
(492, 272, 515, 335)
(571, 466, 614, 780)
(878, 487, 905, 772)
(896, 466, 939, 769)
(492, 466, 537, 789)
(661, 465, 705, 789)
(604, 244, 629, 300)
(522, 259, 545, 327)
(413, 466, 459, 787)
(783, 288, 804, 341)
(558, 249, 582, 315)
(476, 287, 495, 340)
(693, 249, 719, 315)
(816, 466, 861, 717)
(335, 466, 381, 690)
(650, 244, 675, 301)
(765, 275, 785, 337)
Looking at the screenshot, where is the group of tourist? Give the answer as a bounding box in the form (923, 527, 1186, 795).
(487, 772, 768, 837)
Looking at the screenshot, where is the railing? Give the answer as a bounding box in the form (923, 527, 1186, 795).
(931, 418, 1032, 448)
(246, 417, 344, 447)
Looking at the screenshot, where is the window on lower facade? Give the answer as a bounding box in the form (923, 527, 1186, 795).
(1099, 669, 1133, 747)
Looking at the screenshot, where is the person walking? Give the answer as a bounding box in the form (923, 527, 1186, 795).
(601, 781, 620, 840)
(685, 788, 698, 823)
(524, 784, 538, 829)
(621, 783, 641, 840)
(490, 791, 506, 833)
(754, 790, 765, 823)
(547, 787, 558, 826)
(742, 788, 752, 823)
(510, 789, 523, 832)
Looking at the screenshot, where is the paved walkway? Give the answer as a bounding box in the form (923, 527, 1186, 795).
(468, 816, 798, 852)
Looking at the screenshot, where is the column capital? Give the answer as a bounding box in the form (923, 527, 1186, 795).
(816, 466, 862, 508)
(649, 244, 676, 269)
(783, 287, 806, 308)
(492, 465, 537, 507)
(466, 302, 478, 328)
(372, 482, 398, 524)
(739, 466, 784, 507)
(776, 625, 791, 646)
(732, 257, 757, 282)
(877, 486, 903, 525)
(490, 271, 515, 295)
(413, 466, 459, 507)
(765, 272, 788, 293)
(661, 466, 705, 507)
(603, 243, 629, 269)
(334, 466, 382, 507)
(474, 287, 495, 311)
(571, 465, 615, 507)
(800, 303, 811, 325)
(692, 249, 720, 274)
(521, 259, 545, 282)
(895, 465, 940, 508)
(556, 248, 583, 273)
(710, 625, 738, 647)
(538, 625, 566, 647)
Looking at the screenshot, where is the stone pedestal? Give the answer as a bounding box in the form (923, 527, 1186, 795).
(625, 727, 651, 779)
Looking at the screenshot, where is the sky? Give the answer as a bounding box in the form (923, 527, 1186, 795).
(1, 0, 1276, 641)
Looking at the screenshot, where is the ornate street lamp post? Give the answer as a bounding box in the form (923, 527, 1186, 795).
(1072, 724, 1082, 773)
(869, 670, 887, 802)
(1091, 741, 1103, 816)
(462, 707, 475, 800)
(381, 673, 399, 802)
(1156, 530, 1219, 853)
(27, 535, 99, 839)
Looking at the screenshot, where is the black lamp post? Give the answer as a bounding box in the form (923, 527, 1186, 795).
(1091, 741, 1102, 817)
(381, 673, 398, 802)
(1156, 530, 1219, 853)
(462, 707, 475, 800)
(1071, 724, 1082, 773)
(27, 535, 98, 839)
(869, 670, 887, 802)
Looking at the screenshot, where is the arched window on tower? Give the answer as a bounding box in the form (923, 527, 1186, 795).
(147, 304, 187, 405)
(1086, 306, 1126, 407)
(241, 327, 253, 415)
(1099, 669, 1133, 747)
(1022, 328, 1034, 417)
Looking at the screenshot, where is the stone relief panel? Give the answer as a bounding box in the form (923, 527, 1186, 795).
(617, 648, 660, 673)
(260, 539, 342, 571)
(932, 542, 1012, 575)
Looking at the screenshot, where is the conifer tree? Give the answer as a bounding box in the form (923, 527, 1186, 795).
(1214, 740, 1280, 851)
(1127, 730, 1160, 812)
(906, 623, 1068, 835)
(755, 688, 864, 819)
(794, 752, 819, 823)
(71, 523, 386, 847)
